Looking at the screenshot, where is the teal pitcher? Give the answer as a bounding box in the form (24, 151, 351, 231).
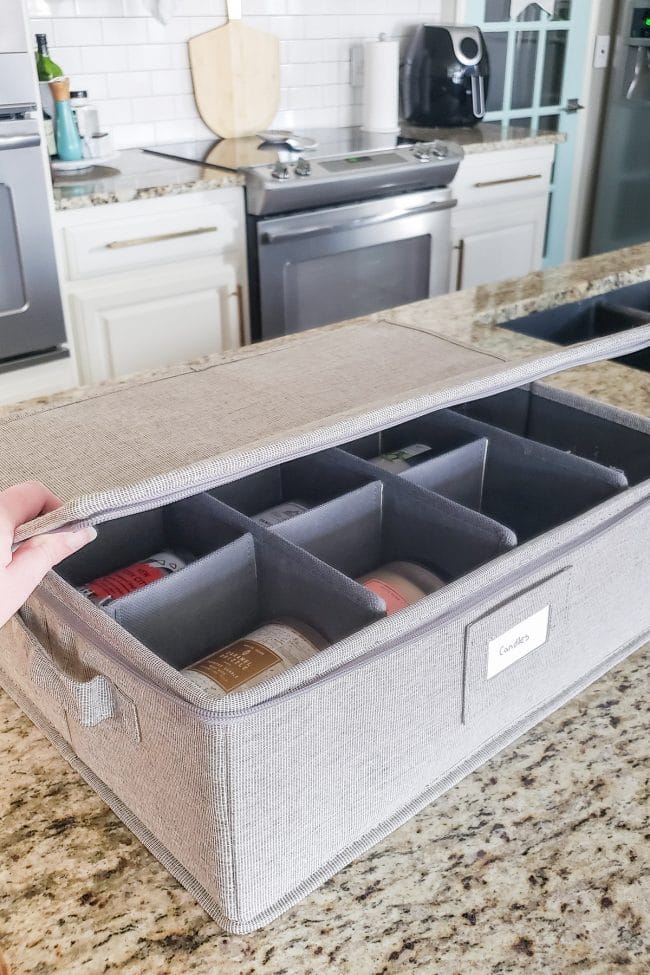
(49, 76, 83, 161)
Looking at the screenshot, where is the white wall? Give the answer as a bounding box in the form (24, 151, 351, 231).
(27, 0, 450, 148)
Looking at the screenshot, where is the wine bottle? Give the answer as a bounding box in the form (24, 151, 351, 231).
(35, 33, 62, 81)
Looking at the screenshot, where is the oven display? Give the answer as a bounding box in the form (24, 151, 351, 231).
(320, 152, 404, 173)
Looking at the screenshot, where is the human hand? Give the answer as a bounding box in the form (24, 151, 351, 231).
(0, 481, 96, 627)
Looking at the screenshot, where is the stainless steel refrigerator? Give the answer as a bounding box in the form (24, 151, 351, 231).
(0, 0, 68, 373)
(589, 1, 650, 255)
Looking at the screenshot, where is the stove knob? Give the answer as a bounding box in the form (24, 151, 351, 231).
(430, 141, 449, 159)
(271, 162, 291, 180)
(412, 143, 431, 162)
(294, 157, 311, 177)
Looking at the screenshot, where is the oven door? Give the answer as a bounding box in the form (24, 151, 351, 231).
(0, 119, 67, 363)
(252, 187, 455, 340)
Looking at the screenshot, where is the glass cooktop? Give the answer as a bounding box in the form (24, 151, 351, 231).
(144, 127, 417, 172)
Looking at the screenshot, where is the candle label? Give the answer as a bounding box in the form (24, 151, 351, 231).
(190, 639, 283, 693)
(486, 606, 550, 679)
(361, 578, 411, 615)
(370, 443, 435, 472)
(79, 551, 185, 606)
(252, 500, 309, 527)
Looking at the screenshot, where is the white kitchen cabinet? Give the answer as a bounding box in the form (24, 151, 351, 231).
(449, 144, 555, 292)
(67, 259, 242, 385)
(56, 187, 248, 384)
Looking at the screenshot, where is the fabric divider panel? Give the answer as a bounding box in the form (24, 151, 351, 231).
(418, 410, 628, 540)
(209, 449, 374, 520)
(274, 477, 515, 587)
(340, 406, 628, 542)
(455, 385, 650, 486)
(399, 439, 489, 510)
(111, 527, 384, 671)
(56, 493, 242, 588)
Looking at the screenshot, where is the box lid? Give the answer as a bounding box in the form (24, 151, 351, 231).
(4, 316, 650, 542)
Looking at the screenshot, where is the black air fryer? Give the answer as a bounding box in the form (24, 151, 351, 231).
(401, 25, 489, 127)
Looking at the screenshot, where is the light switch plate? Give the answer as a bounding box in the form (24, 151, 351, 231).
(594, 34, 610, 69)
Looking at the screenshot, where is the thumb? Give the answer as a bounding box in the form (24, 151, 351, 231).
(7, 527, 97, 603)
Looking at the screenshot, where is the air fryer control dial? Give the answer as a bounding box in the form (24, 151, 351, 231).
(460, 36, 479, 59)
(447, 26, 484, 66)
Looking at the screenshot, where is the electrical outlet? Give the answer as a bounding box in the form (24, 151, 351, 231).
(593, 34, 610, 69)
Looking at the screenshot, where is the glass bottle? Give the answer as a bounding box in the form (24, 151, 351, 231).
(49, 77, 83, 162)
(35, 33, 62, 82)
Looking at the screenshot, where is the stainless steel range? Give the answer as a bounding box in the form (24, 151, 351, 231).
(146, 128, 462, 341)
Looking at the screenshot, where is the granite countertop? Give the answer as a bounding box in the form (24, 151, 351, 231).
(1, 244, 648, 973)
(51, 124, 563, 212)
(51, 148, 244, 211)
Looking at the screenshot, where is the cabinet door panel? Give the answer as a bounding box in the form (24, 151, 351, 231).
(450, 195, 548, 292)
(69, 259, 241, 384)
(103, 285, 236, 378)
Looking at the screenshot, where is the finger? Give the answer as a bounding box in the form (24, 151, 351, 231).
(0, 483, 64, 567)
(0, 482, 63, 538)
(4, 527, 97, 617)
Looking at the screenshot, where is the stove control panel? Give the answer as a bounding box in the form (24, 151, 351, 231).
(271, 162, 291, 180)
(412, 141, 449, 162)
(295, 157, 312, 177)
(245, 140, 464, 215)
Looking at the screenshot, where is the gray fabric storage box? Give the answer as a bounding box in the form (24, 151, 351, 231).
(1, 318, 649, 933)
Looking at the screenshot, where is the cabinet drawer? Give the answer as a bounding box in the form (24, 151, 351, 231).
(453, 147, 554, 208)
(61, 194, 243, 281)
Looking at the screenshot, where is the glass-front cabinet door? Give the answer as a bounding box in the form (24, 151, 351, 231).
(460, 0, 593, 265)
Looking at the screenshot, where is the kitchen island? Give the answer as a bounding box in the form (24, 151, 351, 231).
(0, 244, 648, 975)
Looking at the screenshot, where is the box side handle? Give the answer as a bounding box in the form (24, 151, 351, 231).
(27, 623, 141, 742)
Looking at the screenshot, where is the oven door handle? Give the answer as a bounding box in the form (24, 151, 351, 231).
(260, 198, 457, 245)
(0, 133, 41, 151)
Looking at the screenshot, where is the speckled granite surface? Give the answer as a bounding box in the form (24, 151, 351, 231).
(0, 244, 648, 974)
(51, 124, 561, 211)
(51, 148, 244, 211)
(400, 121, 564, 153)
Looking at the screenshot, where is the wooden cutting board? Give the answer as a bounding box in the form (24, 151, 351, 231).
(189, 0, 280, 139)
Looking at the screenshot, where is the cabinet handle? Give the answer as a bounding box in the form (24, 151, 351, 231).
(105, 226, 218, 249)
(234, 284, 246, 346)
(473, 174, 543, 188)
(453, 239, 465, 292)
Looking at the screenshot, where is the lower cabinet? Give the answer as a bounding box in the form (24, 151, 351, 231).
(56, 187, 248, 385)
(449, 194, 549, 292)
(449, 144, 555, 292)
(67, 258, 243, 385)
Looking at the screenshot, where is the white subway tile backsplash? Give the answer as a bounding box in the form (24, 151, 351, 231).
(111, 121, 156, 149)
(71, 73, 109, 101)
(152, 68, 193, 95)
(169, 43, 190, 68)
(51, 45, 84, 74)
(80, 43, 128, 73)
(98, 97, 133, 124)
(31, 2, 444, 148)
(127, 43, 172, 70)
(131, 95, 179, 121)
(108, 71, 152, 98)
(101, 16, 149, 44)
(146, 15, 191, 44)
(75, 0, 122, 15)
(53, 16, 102, 45)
